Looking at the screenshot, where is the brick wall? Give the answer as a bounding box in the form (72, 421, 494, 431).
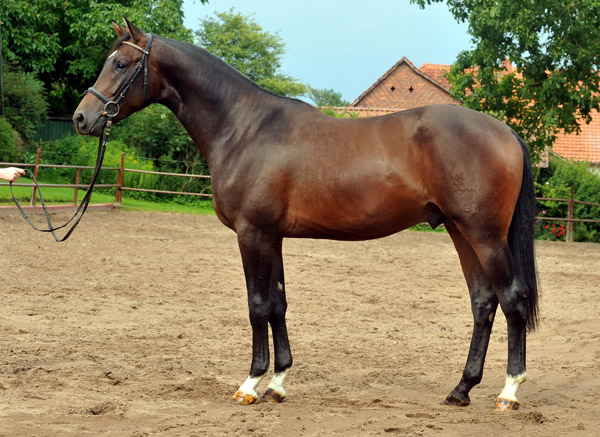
(353, 63, 454, 109)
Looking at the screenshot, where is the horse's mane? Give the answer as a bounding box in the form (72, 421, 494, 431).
(158, 35, 312, 108)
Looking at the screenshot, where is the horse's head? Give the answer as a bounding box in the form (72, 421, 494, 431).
(73, 18, 155, 136)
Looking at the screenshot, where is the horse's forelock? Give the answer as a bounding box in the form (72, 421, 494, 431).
(106, 34, 131, 58)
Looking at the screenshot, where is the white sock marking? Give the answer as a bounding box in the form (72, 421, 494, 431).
(238, 374, 265, 397)
(498, 372, 527, 402)
(267, 369, 289, 396)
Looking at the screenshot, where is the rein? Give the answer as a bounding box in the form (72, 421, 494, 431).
(11, 35, 153, 242)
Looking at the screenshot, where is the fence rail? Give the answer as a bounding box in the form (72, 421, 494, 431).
(0, 147, 212, 214)
(2, 149, 599, 243)
(535, 185, 600, 242)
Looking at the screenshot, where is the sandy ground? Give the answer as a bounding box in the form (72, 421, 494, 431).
(0, 210, 599, 436)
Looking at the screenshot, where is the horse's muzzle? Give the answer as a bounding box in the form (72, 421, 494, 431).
(73, 109, 106, 137)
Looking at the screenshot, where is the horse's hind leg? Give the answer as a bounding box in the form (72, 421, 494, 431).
(444, 224, 499, 407)
(261, 238, 293, 403)
(456, 227, 529, 411)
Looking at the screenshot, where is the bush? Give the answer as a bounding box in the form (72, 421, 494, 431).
(113, 105, 198, 171)
(536, 156, 600, 242)
(77, 138, 159, 195)
(0, 117, 20, 162)
(2, 70, 48, 144)
(112, 105, 212, 200)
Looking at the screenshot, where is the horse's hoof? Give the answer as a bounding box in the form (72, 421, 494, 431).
(443, 392, 470, 407)
(493, 398, 520, 411)
(232, 390, 257, 405)
(261, 388, 285, 403)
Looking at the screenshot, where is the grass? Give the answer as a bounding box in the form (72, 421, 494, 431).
(0, 178, 215, 215)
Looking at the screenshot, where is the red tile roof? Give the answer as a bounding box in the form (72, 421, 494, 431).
(553, 111, 600, 164)
(418, 63, 451, 89)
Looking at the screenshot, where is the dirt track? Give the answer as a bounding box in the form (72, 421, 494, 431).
(1, 210, 599, 436)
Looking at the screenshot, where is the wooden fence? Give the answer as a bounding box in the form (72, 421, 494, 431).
(0, 147, 211, 215)
(536, 185, 600, 242)
(2, 149, 600, 242)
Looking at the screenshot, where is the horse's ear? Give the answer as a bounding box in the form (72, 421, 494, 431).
(123, 16, 145, 43)
(112, 20, 127, 38)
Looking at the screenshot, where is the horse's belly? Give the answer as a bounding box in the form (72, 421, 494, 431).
(282, 195, 429, 241)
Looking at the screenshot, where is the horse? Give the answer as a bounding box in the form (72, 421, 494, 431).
(73, 18, 539, 411)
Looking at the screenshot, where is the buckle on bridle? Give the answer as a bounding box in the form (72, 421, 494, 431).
(102, 101, 120, 117)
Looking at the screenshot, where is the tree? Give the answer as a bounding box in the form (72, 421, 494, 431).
(306, 86, 349, 107)
(1, 0, 206, 114)
(2, 70, 48, 144)
(412, 0, 600, 162)
(195, 9, 306, 97)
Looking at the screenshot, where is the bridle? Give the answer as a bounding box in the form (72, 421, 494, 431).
(86, 34, 154, 120)
(11, 34, 154, 242)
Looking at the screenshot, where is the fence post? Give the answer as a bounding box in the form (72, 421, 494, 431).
(567, 184, 574, 243)
(115, 152, 124, 206)
(30, 147, 41, 207)
(73, 168, 80, 207)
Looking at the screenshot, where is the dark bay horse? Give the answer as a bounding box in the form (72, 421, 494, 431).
(74, 19, 539, 411)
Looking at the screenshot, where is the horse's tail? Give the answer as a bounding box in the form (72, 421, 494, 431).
(508, 131, 540, 331)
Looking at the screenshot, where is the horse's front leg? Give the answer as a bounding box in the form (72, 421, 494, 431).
(261, 238, 292, 403)
(232, 228, 279, 405)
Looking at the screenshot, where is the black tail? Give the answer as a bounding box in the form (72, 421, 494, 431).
(508, 131, 540, 331)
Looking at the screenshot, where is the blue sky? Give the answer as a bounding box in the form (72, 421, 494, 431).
(182, 0, 472, 103)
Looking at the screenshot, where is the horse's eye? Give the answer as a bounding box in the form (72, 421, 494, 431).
(116, 62, 127, 71)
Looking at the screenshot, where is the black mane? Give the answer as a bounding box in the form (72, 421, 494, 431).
(158, 35, 311, 107)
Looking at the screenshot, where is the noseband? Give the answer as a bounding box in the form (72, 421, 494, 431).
(86, 34, 154, 118)
(11, 34, 154, 242)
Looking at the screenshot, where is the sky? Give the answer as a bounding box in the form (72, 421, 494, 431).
(182, 0, 472, 104)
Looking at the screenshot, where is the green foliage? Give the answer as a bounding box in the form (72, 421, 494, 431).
(30, 134, 95, 182)
(27, 134, 157, 194)
(318, 107, 359, 118)
(195, 8, 307, 97)
(412, 0, 600, 163)
(77, 136, 159, 193)
(112, 105, 211, 199)
(536, 157, 600, 242)
(307, 87, 349, 107)
(2, 70, 48, 143)
(112, 105, 197, 170)
(0, 117, 19, 161)
(35, 128, 211, 202)
(2, 0, 203, 114)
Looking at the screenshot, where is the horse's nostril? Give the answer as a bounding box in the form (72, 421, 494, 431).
(76, 113, 85, 124)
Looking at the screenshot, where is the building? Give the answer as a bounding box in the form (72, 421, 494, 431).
(336, 57, 600, 170)
(350, 57, 454, 110)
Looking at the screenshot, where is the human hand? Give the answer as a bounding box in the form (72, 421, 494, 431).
(0, 167, 26, 182)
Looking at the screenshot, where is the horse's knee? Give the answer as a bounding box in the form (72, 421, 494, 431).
(248, 294, 270, 322)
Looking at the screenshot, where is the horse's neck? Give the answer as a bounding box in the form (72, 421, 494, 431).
(155, 39, 280, 166)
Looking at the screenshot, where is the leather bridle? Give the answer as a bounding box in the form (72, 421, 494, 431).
(11, 35, 154, 242)
(86, 34, 154, 118)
